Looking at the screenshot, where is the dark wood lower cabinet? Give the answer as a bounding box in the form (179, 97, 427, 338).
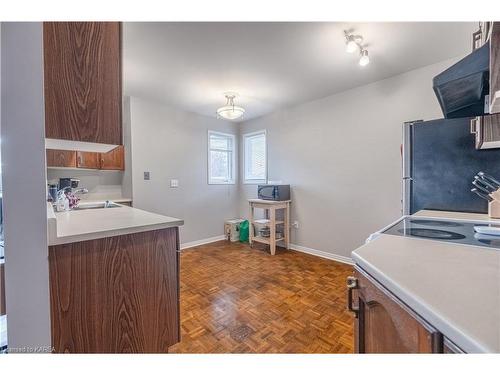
(49, 227, 180, 353)
(350, 267, 442, 353)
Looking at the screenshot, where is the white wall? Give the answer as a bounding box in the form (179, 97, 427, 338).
(1, 23, 51, 350)
(239, 58, 458, 259)
(127, 96, 240, 245)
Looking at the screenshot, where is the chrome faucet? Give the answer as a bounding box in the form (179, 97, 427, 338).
(73, 188, 89, 195)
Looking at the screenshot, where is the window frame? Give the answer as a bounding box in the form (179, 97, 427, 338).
(243, 129, 267, 184)
(207, 130, 236, 185)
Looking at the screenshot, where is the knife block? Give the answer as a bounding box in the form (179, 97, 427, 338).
(488, 200, 500, 219)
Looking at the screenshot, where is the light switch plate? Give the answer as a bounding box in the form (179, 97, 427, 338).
(144, 172, 150, 180)
(170, 179, 179, 188)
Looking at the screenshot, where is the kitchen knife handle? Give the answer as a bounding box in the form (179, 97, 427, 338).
(474, 176, 497, 191)
(471, 188, 493, 202)
(478, 171, 500, 188)
(472, 180, 493, 195)
(347, 276, 359, 318)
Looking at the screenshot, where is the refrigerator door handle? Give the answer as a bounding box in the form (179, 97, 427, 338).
(402, 122, 415, 215)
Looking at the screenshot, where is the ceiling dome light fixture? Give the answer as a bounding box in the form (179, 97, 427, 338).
(216, 92, 245, 121)
(344, 30, 370, 67)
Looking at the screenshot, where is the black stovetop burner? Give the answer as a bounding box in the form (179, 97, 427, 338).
(409, 219, 463, 228)
(383, 217, 500, 250)
(397, 228, 466, 240)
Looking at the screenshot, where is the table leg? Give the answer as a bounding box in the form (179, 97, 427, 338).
(249, 203, 254, 247)
(270, 207, 276, 255)
(285, 202, 290, 250)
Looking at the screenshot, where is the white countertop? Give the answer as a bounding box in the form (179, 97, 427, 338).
(47, 202, 183, 246)
(352, 210, 500, 353)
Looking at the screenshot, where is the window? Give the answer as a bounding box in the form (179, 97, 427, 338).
(208, 131, 235, 184)
(243, 130, 267, 183)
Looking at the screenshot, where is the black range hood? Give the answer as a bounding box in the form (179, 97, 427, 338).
(433, 42, 490, 119)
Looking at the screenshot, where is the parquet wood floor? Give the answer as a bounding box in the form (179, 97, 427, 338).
(169, 241, 354, 353)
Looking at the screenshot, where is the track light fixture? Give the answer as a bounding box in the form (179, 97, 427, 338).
(344, 30, 370, 67)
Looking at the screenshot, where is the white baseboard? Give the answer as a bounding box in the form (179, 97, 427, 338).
(289, 243, 354, 265)
(180, 236, 354, 265)
(180, 235, 226, 250)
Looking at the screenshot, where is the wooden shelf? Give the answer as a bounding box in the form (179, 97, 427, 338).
(252, 236, 284, 245)
(252, 219, 284, 225)
(252, 236, 270, 245)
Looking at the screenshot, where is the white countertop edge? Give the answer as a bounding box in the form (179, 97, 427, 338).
(79, 198, 132, 205)
(351, 251, 491, 353)
(46, 202, 184, 246)
(48, 219, 184, 246)
(414, 210, 500, 224)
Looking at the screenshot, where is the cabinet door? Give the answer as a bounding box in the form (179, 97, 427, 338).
(351, 268, 441, 353)
(76, 151, 100, 169)
(46, 149, 77, 168)
(49, 228, 180, 353)
(490, 22, 500, 114)
(99, 145, 125, 170)
(43, 22, 122, 144)
(472, 113, 500, 149)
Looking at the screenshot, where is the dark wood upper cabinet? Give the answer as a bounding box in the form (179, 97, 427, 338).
(43, 22, 122, 145)
(47, 148, 124, 171)
(490, 22, 500, 114)
(471, 113, 500, 149)
(76, 151, 101, 169)
(349, 268, 441, 353)
(100, 145, 125, 170)
(46, 149, 77, 168)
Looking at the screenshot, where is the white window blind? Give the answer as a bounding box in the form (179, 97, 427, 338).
(208, 131, 235, 184)
(243, 130, 267, 183)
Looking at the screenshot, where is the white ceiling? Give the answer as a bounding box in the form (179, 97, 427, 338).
(123, 22, 477, 122)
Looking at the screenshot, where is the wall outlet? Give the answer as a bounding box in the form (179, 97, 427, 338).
(144, 171, 150, 180)
(292, 221, 299, 229)
(170, 179, 179, 188)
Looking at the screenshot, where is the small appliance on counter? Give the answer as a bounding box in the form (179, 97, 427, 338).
(58, 178, 80, 191)
(48, 184, 58, 202)
(257, 184, 290, 201)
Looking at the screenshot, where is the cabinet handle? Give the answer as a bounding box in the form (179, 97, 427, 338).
(347, 276, 359, 318)
(470, 117, 479, 134)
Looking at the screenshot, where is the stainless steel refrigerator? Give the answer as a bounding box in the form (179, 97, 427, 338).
(402, 117, 500, 215)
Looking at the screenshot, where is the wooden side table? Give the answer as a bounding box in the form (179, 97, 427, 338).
(248, 199, 291, 255)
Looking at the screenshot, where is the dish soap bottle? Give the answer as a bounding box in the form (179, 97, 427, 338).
(55, 191, 69, 212)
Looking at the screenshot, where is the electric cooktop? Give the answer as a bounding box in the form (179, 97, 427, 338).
(382, 217, 500, 250)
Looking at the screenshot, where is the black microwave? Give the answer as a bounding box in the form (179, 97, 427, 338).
(257, 184, 290, 201)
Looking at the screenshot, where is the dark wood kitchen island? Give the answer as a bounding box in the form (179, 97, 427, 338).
(47, 203, 183, 353)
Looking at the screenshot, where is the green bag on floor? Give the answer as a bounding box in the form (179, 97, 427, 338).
(239, 220, 249, 243)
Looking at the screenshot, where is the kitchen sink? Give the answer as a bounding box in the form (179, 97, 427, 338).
(73, 202, 121, 210)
